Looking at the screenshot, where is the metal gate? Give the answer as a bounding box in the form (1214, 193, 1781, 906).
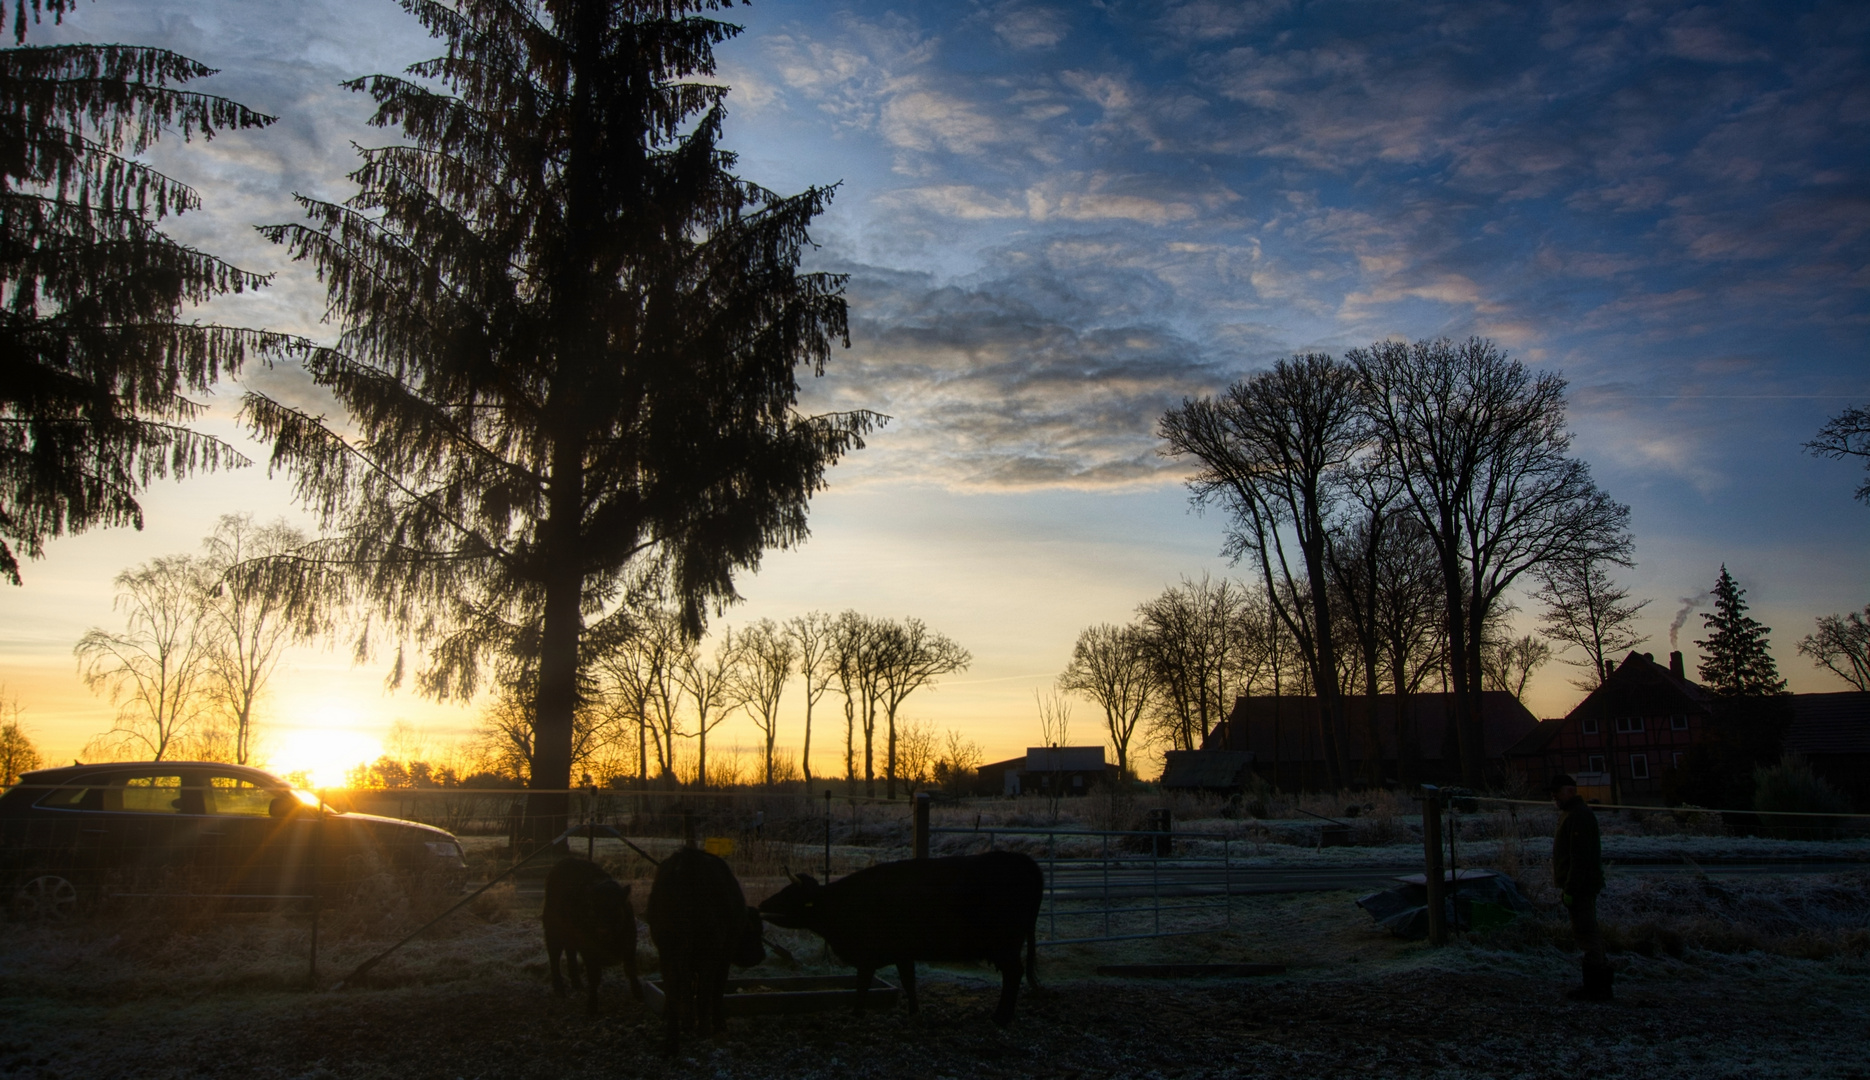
(927, 822, 1247, 946)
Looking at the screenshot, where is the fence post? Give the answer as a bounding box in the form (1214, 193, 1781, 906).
(823, 789, 832, 880)
(681, 807, 695, 849)
(913, 792, 930, 859)
(1421, 785, 1447, 946)
(308, 790, 325, 987)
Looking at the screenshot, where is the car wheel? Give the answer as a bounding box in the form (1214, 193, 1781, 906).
(10, 873, 81, 921)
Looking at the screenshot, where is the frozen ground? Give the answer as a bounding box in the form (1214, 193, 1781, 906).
(1, 868, 1865, 1078)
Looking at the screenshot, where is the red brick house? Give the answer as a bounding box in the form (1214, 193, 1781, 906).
(1506, 650, 1713, 804)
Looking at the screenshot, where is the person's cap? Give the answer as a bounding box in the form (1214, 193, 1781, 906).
(1549, 774, 1578, 790)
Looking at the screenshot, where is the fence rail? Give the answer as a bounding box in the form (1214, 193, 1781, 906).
(928, 814, 1250, 946)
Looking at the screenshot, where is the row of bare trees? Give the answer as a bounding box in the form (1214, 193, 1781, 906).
(483, 606, 971, 794)
(73, 516, 319, 765)
(1123, 338, 1639, 789)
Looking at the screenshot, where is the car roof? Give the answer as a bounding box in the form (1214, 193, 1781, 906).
(16, 761, 290, 785)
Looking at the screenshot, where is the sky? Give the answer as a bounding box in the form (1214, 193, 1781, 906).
(3, 0, 1866, 783)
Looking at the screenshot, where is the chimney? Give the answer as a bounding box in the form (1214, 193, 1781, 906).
(1669, 651, 1684, 679)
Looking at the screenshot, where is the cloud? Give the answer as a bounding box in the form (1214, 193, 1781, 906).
(800, 262, 1233, 491)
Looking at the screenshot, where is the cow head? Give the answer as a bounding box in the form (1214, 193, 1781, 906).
(757, 872, 821, 929)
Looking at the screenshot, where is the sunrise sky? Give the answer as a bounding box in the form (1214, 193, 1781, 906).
(3, 0, 1865, 783)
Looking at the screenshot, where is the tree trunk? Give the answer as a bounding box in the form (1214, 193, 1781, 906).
(801, 696, 813, 785)
(1441, 562, 1482, 789)
(885, 709, 898, 799)
(529, 518, 582, 850)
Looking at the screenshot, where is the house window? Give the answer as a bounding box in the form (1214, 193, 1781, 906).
(1581, 717, 1599, 735)
(1630, 754, 1649, 780)
(1587, 755, 1606, 773)
(1670, 714, 1688, 730)
(1614, 716, 1645, 734)
(1673, 752, 1683, 768)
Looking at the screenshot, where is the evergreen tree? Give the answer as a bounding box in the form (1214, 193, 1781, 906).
(241, 0, 875, 842)
(1, 0, 281, 583)
(1695, 566, 1787, 697)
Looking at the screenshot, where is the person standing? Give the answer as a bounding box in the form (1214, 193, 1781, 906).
(1551, 774, 1610, 1001)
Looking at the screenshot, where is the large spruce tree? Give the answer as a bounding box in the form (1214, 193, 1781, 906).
(1, 0, 279, 583)
(1675, 565, 1790, 810)
(1695, 566, 1786, 697)
(241, 0, 874, 841)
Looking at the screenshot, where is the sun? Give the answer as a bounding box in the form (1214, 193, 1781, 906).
(271, 724, 383, 790)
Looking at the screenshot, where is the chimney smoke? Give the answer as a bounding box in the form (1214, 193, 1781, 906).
(1669, 593, 1708, 650)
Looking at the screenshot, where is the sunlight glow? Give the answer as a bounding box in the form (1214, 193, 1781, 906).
(272, 725, 382, 790)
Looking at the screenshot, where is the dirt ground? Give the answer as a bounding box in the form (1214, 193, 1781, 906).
(3, 883, 1867, 1080)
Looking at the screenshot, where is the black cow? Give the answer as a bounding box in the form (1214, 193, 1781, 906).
(542, 856, 642, 1013)
(645, 847, 765, 1052)
(758, 850, 1042, 1026)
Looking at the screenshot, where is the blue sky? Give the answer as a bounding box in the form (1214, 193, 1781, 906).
(3, 0, 1865, 776)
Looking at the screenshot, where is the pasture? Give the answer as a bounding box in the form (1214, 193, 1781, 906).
(2, 846, 1866, 1080)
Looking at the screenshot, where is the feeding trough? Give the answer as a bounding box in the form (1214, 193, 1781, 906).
(642, 974, 900, 1017)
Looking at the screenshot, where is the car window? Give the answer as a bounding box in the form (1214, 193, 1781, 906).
(116, 774, 187, 814)
(37, 784, 104, 810)
(208, 775, 279, 816)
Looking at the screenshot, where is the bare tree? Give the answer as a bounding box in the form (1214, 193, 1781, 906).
(895, 718, 938, 790)
(877, 618, 971, 798)
(588, 604, 687, 785)
(1351, 337, 1630, 787)
(76, 555, 215, 761)
(830, 611, 885, 795)
(1058, 623, 1155, 779)
(1327, 469, 1406, 787)
(728, 619, 796, 786)
(0, 687, 43, 786)
(1036, 688, 1072, 748)
(679, 633, 736, 789)
(1482, 631, 1553, 704)
(787, 611, 838, 785)
(934, 728, 984, 796)
(196, 515, 316, 764)
(1532, 556, 1650, 688)
(1372, 513, 1445, 788)
(1798, 606, 1870, 691)
(1159, 355, 1369, 788)
(1805, 405, 1870, 505)
(1136, 576, 1254, 753)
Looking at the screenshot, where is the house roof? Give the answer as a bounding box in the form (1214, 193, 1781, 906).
(1505, 717, 1567, 759)
(1785, 691, 1870, 756)
(1565, 651, 1715, 721)
(1159, 750, 1257, 790)
(1024, 746, 1106, 772)
(1202, 691, 1538, 761)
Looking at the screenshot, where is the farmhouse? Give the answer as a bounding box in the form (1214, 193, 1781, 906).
(973, 747, 1116, 796)
(1505, 650, 1712, 804)
(1198, 690, 1538, 789)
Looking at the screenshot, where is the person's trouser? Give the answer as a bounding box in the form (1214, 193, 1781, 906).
(1568, 892, 1607, 967)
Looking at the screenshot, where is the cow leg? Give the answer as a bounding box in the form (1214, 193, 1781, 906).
(547, 939, 568, 997)
(708, 960, 730, 1036)
(853, 965, 876, 1014)
(584, 956, 604, 1015)
(992, 948, 1023, 1027)
(896, 961, 918, 1014)
(565, 948, 585, 990)
(623, 942, 644, 1001)
(663, 960, 687, 1053)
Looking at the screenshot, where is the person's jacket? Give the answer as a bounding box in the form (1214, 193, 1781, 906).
(1552, 795, 1604, 897)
